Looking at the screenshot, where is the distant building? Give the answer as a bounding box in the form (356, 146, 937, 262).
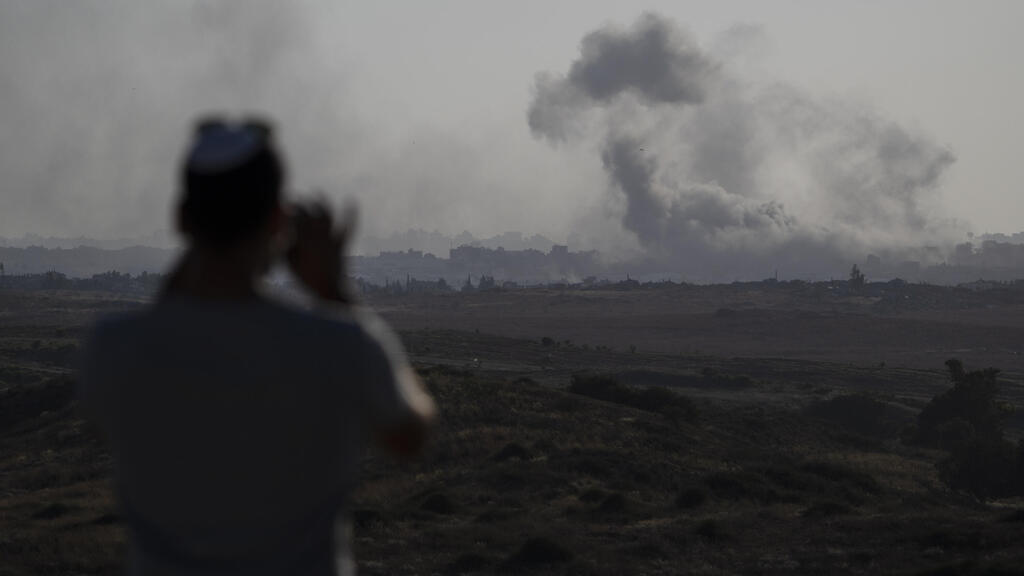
(959, 279, 1000, 292)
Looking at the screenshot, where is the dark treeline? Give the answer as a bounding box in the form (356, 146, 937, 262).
(0, 270, 164, 293)
(7, 238, 1024, 285)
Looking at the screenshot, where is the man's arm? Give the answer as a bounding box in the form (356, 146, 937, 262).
(377, 365, 436, 456)
(286, 199, 436, 456)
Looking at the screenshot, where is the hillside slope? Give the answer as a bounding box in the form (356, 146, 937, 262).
(5, 366, 1024, 575)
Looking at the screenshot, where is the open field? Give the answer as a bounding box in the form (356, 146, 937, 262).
(3, 285, 1024, 574)
(369, 284, 1024, 376)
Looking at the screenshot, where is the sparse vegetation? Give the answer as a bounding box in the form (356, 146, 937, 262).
(506, 537, 573, 567)
(917, 360, 1009, 448)
(5, 287, 1024, 575)
(675, 487, 708, 509)
(420, 492, 456, 515)
(567, 373, 696, 420)
(806, 393, 912, 439)
(801, 500, 853, 518)
(698, 367, 754, 389)
(914, 359, 1020, 499)
(493, 442, 531, 462)
(695, 518, 727, 540)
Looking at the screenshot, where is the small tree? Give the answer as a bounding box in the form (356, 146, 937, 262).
(849, 264, 865, 290)
(916, 359, 1017, 499)
(917, 359, 1006, 448)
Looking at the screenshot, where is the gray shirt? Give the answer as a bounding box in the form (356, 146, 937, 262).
(81, 296, 415, 575)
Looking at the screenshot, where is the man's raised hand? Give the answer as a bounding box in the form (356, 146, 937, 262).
(286, 198, 357, 304)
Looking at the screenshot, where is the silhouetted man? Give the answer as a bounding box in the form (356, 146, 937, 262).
(81, 118, 435, 576)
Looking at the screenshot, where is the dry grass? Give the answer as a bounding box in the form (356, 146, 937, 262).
(3, 288, 1024, 574)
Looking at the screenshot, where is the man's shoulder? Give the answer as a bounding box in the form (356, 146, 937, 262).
(91, 297, 374, 351)
(222, 297, 377, 350)
(258, 298, 366, 336)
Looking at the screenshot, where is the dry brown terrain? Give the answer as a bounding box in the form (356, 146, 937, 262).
(3, 284, 1024, 574)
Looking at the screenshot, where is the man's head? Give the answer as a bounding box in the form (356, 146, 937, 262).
(177, 117, 286, 256)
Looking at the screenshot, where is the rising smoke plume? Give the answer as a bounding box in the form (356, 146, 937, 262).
(529, 13, 957, 279)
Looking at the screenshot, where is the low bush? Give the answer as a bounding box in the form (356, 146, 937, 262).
(704, 470, 769, 501)
(699, 458, 881, 507)
(507, 537, 573, 567)
(596, 492, 628, 513)
(448, 552, 490, 574)
(675, 487, 708, 509)
(420, 493, 456, 515)
(805, 394, 912, 439)
(699, 367, 754, 389)
(568, 373, 696, 420)
(578, 488, 607, 503)
(937, 439, 1016, 501)
(916, 359, 1008, 448)
(493, 442, 531, 462)
(799, 461, 882, 496)
(32, 501, 76, 520)
(914, 359, 1021, 500)
(694, 519, 727, 541)
(801, 501, 852, 518)
(0, 375, 77, 433)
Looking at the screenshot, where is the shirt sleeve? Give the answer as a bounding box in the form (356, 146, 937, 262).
(354, 309, 418, 434)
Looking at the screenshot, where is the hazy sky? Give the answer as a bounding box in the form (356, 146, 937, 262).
(0, 1, 1021, 249)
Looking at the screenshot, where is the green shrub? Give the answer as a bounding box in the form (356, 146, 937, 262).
(935, 418, 974, 454)
(915, 359, 1020, 499)
(420, 493, 456, 515)
(694, 519, 727, 540)
(493, 442, 531, 462)
(449, 553, 490, 573)
(32, 501, 76, 520)
(507, 537, 573, 566)
(0, 375, 76, 433)
(916, 359, 1006, 448)
(578, 488, 607, 503)
(805, 394, 911, 439)
(801, 501, 852, 518)
(596, 492, 628, 513)
(675, 487, 708, 509)
(938, 439, 1016, 500)
(568, 373, 695, 420)
(631, 386, 678, 411)
(569, 373, 626, 402)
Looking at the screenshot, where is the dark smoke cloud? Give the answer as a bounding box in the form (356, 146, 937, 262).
(567, 13, 714, 105)
(529, 14, 714, 142)
(529, 13, 957, 278)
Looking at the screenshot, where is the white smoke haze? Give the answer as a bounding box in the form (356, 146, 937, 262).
(0, 1, 590, 247)
(0, 1, 344, 241)
(529, 13, 959, 278)
(0, 5, 970, 280)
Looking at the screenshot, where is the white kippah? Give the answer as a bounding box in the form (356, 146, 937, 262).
(186, 124, 263, 173)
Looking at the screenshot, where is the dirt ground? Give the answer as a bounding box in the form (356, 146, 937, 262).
(368, 285, 1024, 378)
(3, 284, 1024, 574)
